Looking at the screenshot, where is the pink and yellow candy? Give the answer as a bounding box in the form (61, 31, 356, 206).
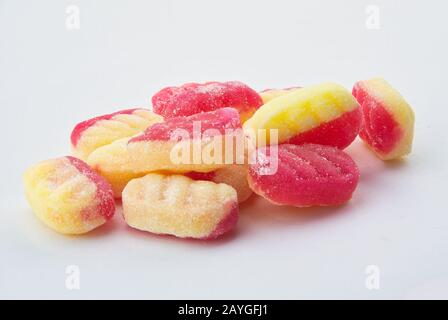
(185, 165, 252, 203)
(352, 78, 415, 160)
(152, 81, 263, 122)
(244, 83, 363, 149)
(88, 138, 252, 201)
(87, 137, 146, 198)
(24, 156, 115, 234)
(71, 108, 163, 160)
(122, 173, 238, 239)
(127, 107, 242, 173)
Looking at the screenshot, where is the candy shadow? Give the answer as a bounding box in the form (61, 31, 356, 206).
(238, 140, 401, 231)
(346, 139, 410, 182)
(79, 202, 125, 239)
(80, 199, 239, 245)
(383, 158, 410, 169)
(124, 220, 240, 247)
(80, 215, 123, 238)
(239, 196, 350, 229)
(237, 140, 413, 229)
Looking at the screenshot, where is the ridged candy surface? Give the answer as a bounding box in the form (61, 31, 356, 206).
(24, 156, 115, 234)
(122, 173, 238, 239)
(248, 144, 359, 207)
(71, 109, 163, 160)
(152, 81, 262, 122)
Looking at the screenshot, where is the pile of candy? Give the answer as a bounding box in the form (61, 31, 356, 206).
(24, 78, 415, 239)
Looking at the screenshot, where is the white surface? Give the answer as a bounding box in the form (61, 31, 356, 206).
(1, 0, 447, 299)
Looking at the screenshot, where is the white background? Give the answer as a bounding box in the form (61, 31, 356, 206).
(1, 0, 447, 299)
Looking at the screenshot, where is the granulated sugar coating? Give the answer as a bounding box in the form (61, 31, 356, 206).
(152, 81, 263, 122)
(127, 108, 242, 173)
(23, 78, 415, 241)
(244, 83, 363, 149)
(87, 138, 150, 198)
(248, 144, 359, 207)
(23, 156, 115, 234)
(71, 109, 163, 160)
(185, 164, 252, 203)
(352, 78, 415, 160)
(122, 173, 238, 239)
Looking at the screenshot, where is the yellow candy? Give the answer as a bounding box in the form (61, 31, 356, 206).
(24, 156, 115, 235)
(89, 138, 253, 201)
(211, 165, 252, 203)
(87, 137, 148, 198)
(71, 109, 163, 160)
(244, 83, 361, 148)
(122, 173, 238, 239)
(186, 165, 252, 203)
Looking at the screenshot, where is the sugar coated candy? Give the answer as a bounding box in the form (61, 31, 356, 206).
(122, 173, 238, 239)
(185, 164, 252, 203)
(248, 144, 359, 207)
(71, 108, 163, 160)
(152, 81, 263, 122)
(24, 156, 115, 234)
(87, 137, 147, 198)
(259, 87, 301, 104)
(352, 78, 415, 160)
(127, 107, 242, 173)
(244, 83, 362, 149)
(89, 137, 252, 200)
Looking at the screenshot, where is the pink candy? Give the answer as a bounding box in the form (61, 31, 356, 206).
(352, 78, 415, 160)
(152, 81, 263, 122)
(248, 144, 360, 207)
